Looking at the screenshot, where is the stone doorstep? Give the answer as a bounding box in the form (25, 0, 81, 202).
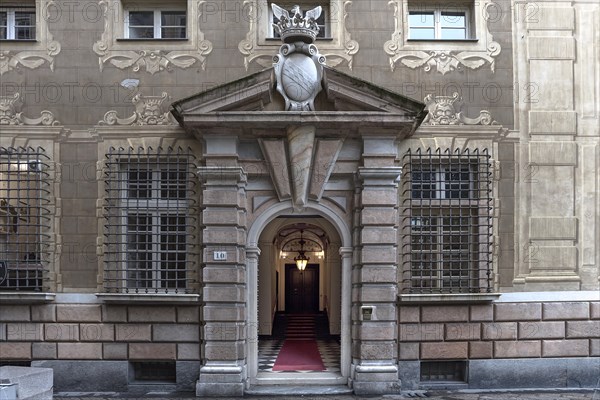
(245, 385, 353, 396)
(0, 366, 53, 400)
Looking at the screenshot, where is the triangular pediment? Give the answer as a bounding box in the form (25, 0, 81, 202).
(170, 66, 426, 134)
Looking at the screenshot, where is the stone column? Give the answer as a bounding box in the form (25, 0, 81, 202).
(196, 137, 248, 396)
(351, 136, 401, 395)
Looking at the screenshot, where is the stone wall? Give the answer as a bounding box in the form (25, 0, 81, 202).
(0, 304, 201, 362)
(398, 301, 600, 361)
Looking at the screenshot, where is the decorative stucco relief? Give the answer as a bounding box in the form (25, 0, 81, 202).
(384, 0, 501, 74)
(422, 93, 496, 125)
(93, 0, 213, 74)
(0, 93, 60, 126)
(99, 92, 176, 125)
(0, 1, 62, 75)
(238, 0, 358, 70)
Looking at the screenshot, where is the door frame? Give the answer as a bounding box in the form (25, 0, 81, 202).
(246, 201, 352, 385)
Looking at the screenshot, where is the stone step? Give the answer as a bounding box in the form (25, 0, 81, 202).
(0, 366, 53, 400)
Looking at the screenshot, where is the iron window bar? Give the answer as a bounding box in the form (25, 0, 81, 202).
(103, 146, 199, 294)
(400, 148, 493, 294)
(0, 146, 51, 291)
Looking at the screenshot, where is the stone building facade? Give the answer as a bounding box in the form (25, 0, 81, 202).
(0, 0, 598, 396)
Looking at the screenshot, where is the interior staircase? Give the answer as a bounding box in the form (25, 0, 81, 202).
(272, 312, 332, 340)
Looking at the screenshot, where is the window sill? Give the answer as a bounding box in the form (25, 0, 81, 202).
(116, 38, 189, 42)
(407, 39, 479, 43)
(398, 293, 501, 304)
(0, 292, 56, 304)
(96, 293, 200, 304)
(265, 37, 334, 42)
(0, 39, 37, 43)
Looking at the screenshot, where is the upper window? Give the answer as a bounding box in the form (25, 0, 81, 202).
(401, 148, 493, 294)
(408, 6, 470, 40)
(124, 9, 186, 39)
(103, 147, 198, 294)
(268, 2, 330, 39)
(0, 7, 36, 40)
(0, 147, 51, 291)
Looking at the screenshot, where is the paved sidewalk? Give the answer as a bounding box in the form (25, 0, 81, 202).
(55, 389, 599, 400)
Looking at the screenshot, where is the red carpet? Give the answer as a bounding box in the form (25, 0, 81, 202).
(272, 339, 325, 371)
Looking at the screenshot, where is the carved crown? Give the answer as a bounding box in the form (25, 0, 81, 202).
(271, 3, 322, 43)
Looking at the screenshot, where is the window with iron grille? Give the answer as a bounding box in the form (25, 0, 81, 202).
(0, 5, 36, 40)
(401, 148, 493, 294)
(103, 147, 198, 294)
(0, 147, 51, 291)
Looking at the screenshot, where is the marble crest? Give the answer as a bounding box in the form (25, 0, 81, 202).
(272, 4, 326, 111)
(422, 93, 496, 125)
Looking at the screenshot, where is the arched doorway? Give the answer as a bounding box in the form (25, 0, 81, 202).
(246, 201, 352, 386)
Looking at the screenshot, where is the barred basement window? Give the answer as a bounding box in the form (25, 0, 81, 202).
(401, 148, 493, 294)
(0, 147, 51, 291)
(103, 147, 198, 294)
(420, 361, 467, 382)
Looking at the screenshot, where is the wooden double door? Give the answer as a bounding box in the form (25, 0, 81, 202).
(284, 264, 319, 313)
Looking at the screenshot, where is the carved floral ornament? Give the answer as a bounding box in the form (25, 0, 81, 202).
(422, 93, 496, 125)
(0, 93, 60, 126)
(384, 0, 501, 74)
(0, 0, 62, 76)
(99, 92, 176, 126)
(238, 0, 358, 70)
(93, 0, 213, 74)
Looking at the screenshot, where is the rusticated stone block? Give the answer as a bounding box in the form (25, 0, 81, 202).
(0, 305, 30, 322)
(399, 323, 444, 342)
(203, 306, 245, 322)
(591, 303, 600, 319)
(591, 339, 600, 356)
(128, 306, 176, 322)
(422, 305, 468, 322)
(204, 341, 245, 360)
(115, 324, 151, 341)
(44, 324, 80, 341)
(6, 323, 43, 341)
(80, 324, 115, 341)
(31, 305, 56, 322)
(361, 341, 397, 360)
(356, 285, 397, 303)
(354, 322, 396, 340)
(445, 323, 481, 341)
(57, 343, 102, 359)
(57, 305, 101, 322)
(566, 321, 600, 338)
(360, 208, 397, 226)
(102, 305, 127, 322)
(0, 342, 31, 359)
(399, 342, 419, 360)
(494, 341, 541, 358)
(398, 307, 420, 323)
(542, 302, 589, 320)
(203, 286, 246, 303)
(177, 307, 200, 323)
(495, 303, 541, 321)
(129, 343, 176, 360)
(103, 343, 127, 359)
(203, 322, 244, 341)
(153, 324, 199, 342)
(469, 342, 493, 359)
(542, 339, 589, 357)
(470, 305, 494, 321)
(518, 321, 565, 339)
(178, 343, 200, 360)
(421, 342, 468, 359)
(32, 343, 57, 359)
(482, 323, 518, 340)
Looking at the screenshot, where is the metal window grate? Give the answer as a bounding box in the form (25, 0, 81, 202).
(131, 361, 176, 382)
(0, 147, 51, 292)
(420, 361, 467, 382)
(103, 146, 198, 294)
(401, 148, 493, 294)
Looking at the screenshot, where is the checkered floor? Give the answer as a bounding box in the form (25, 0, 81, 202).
(257, 339, 341, 373)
